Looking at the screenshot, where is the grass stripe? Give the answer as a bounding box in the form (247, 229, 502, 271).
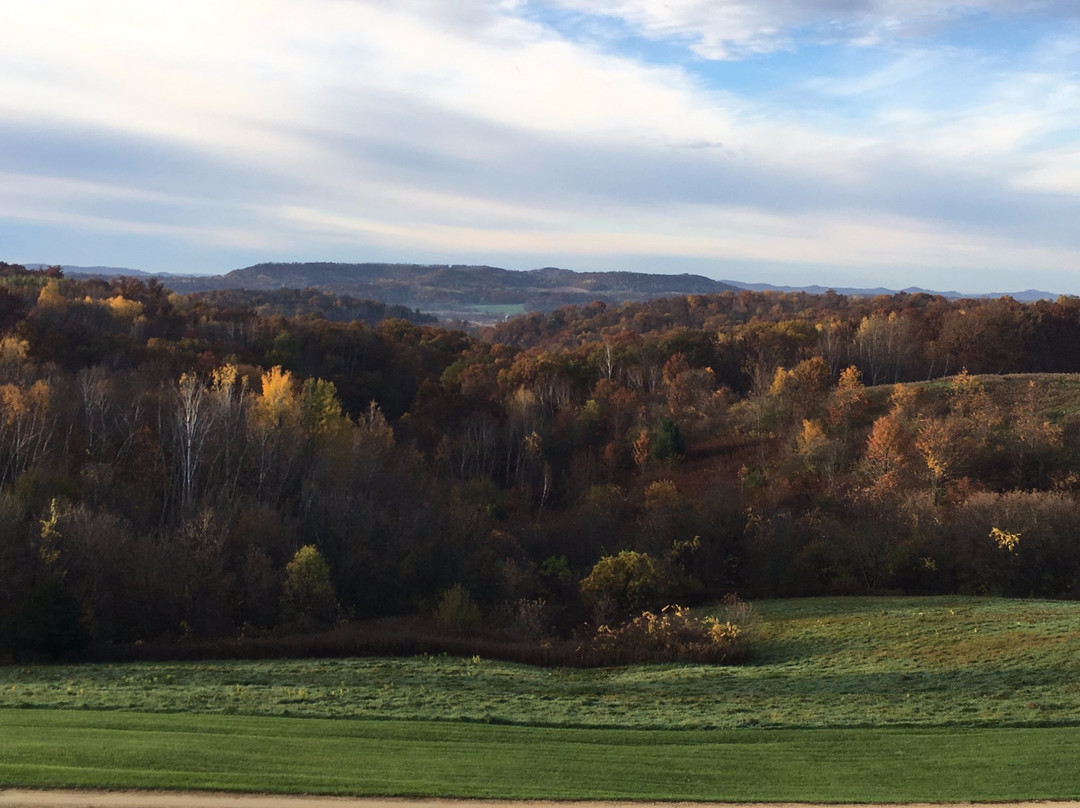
(3, 709, 1080, 801)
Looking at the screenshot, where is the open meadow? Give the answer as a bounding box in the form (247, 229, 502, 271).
(3, 596, 1080, 800)
(4, 596, 1080, 729)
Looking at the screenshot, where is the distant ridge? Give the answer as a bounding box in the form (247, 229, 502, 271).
(21, 261, 1064, 321)
(215, 262, 737, 295)
(26, 264, 153, 277)
(722, 279, 1059, 302)
(160, 262, 743, 321)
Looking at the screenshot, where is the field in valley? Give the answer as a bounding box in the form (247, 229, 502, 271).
(2, 596, 1080, 800)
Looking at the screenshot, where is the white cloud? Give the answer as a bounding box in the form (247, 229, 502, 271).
(2, 0, 1080, 290)
(0, 171, 284, 249)
(269, 193, 1080, 292)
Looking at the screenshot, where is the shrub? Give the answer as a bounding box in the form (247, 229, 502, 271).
(587, 602, 751, 665)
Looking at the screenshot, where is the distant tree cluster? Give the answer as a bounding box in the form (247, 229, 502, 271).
(3, 262, 1080, 661)
(185, 288, 436, 326)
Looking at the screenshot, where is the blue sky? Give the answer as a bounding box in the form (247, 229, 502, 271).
(3, 0, 1080, 293)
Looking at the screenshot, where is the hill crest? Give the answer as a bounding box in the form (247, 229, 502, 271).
(162, 262, 741, 321)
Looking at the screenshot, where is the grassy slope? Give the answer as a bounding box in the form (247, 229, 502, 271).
(3, 597, 1079, 730)
(913, 372, 1080, 421)
(3, 596, 1080, 799)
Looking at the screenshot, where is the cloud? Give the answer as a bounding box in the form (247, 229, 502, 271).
(1, 0, 1080, 290)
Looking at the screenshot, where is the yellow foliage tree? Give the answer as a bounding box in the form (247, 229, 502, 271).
(769, 356, 830, 422)
(104, 295, 143, 321)
(36, 280, 66, 309)
(248, 366, 302, 502)
(796, 418, 832, 476)
(827, 365, 867, 427)
(0, 378, 54, 488)
(252, 366, 300, 430)
(0, 336, 28, 366)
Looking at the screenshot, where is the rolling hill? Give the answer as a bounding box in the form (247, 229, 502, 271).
(157, 262, 741, 321)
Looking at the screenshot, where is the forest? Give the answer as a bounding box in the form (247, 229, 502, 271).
(3, 260, 1080, 661)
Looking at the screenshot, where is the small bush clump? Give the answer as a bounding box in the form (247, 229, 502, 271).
(587, 601, 752, 665)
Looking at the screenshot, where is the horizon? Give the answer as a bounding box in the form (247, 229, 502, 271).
(4, 2, 1080, 294)
(13, 259, 1065, 299)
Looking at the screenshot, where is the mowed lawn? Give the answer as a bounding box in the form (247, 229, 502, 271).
(4, 710, 1080, 801)
(3, 596, 1080, 799)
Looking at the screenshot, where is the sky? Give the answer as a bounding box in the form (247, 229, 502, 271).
(3, 0, 1080, 293)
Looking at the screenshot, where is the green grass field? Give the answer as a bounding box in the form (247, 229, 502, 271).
(3, 596, 1080, 799)
(4, 596, 1079, 729)
(4, 710, 1080, 801)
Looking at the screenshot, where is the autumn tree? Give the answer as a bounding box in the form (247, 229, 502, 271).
(248, 366, 302, 505)
(281, 544, 338, 627)
(860, 385, 919, 495)
(580, 550, 667, 623)
(769, 356, 830, 425)
(1006, 379, 1063, 487)
(0, 378, 55, 491)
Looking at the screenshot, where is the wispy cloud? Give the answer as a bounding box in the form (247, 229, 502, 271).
(541, 0, 1079, 59)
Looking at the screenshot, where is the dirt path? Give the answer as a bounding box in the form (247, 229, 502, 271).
(2, 794, 1079, 808)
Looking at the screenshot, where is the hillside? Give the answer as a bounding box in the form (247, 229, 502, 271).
(153, 262, 741, 321)
(6, 263, 1080, 663)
